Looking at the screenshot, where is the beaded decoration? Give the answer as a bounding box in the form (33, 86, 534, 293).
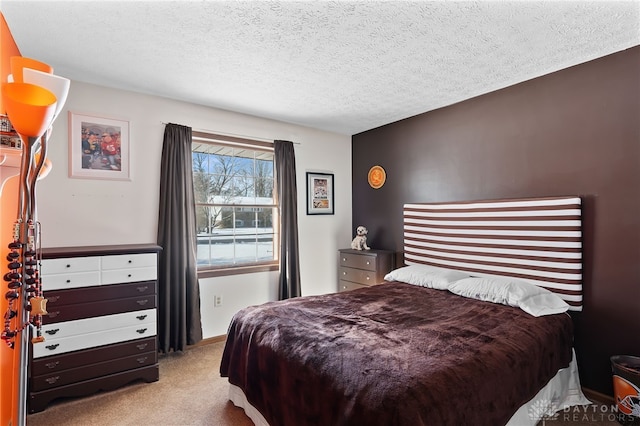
(2, 220, 47, 349)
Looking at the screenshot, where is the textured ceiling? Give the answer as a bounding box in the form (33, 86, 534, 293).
(1, 1, 639, 135)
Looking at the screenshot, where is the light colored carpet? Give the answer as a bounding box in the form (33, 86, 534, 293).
(26, 341, 253, 426)
(26, 340, 624, 426)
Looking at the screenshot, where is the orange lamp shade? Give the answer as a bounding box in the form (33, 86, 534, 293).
(10, 56, 53, 83)
(23, 68, 70, 124)
(1, 82, 57, 137)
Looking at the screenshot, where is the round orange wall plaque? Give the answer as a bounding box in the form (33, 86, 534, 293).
(368, 165, 386, 189)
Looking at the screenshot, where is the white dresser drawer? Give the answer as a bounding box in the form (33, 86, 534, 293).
(101, 253, 157, 270)
(41, 257, 100, 275)
(41, 271, 101, 291)
(40, 309, 156, 341)
(34, 322, 158, 358)
(101, 266, 157, 285)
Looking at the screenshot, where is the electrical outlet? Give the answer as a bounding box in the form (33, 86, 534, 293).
(214, 295, 222, 307)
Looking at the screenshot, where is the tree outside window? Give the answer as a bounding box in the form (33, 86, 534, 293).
(192, 141, 277, 270)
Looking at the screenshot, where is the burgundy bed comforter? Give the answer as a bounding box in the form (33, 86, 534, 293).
(220, 282, 574, 426)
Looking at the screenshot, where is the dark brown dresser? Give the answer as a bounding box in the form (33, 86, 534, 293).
(338, 248, 394, 292)
(28, 244, 161, 413)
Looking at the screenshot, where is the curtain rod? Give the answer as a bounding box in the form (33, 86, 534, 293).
(160, 122, 300, 145)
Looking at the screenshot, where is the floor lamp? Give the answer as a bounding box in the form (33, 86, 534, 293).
(1, 57, 69, 425)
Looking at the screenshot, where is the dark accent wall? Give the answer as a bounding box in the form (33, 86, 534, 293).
(352, 46, 640, 396)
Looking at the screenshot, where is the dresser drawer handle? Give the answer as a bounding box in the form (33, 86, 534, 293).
(45, 361, 60, 369)
(342, 271, 347, 275)
(366, 261, 370, 265)
(45, 328, 60, 335)
(136, 286, 148, 292)
(127, 274, 132, 278)
(342, 258, 346, 262)
(136, 343, 149, 350)
(136, 315, 147, 321)
(45, 376, 60, 384)
(128, 260, 133, 264)
(65, 279, 71, 283)
(136, 357, 147, 364)
(136, 328, 147, 334)
(366, 276, 370, 280)
(47, 311, 60, 319)
(66, 264, 71, 268)
(45, 344, 59, 351)
(136, 300, 148, 306)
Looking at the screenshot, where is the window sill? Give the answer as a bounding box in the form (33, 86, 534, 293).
(197, 262, 278, 278)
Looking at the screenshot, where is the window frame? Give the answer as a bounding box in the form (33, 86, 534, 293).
(192, 131, 279, 277)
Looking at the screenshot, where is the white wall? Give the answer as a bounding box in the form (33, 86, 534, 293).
(37, 80, 353, 338)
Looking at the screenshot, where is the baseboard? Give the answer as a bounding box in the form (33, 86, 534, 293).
(583, 387, 614, 405)
(190, 335, 226, 348)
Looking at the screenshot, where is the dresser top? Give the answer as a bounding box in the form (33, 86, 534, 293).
(339, 248, 394, 255)
(42, 243, 162, 258)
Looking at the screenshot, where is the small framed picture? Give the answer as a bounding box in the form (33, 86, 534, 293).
(306, 172, 334, 215)
(0, 114, 21, 149)
(68, 111, 130, 180)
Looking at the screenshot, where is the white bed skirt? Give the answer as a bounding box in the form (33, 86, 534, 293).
(508, 349, 591, 425)
(228, 384, 270, 426)
(228, 349, 591, 426)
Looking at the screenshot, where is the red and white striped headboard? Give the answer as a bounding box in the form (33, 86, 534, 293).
(403, 196, 583, 311)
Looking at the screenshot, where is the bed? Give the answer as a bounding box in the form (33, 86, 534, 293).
(220, 196, 591, 425)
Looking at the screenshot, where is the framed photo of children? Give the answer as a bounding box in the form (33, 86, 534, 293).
(68, 112, 130, 180)
(306, 172, 334, 215)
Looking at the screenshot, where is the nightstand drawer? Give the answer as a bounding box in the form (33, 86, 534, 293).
(339, 280, 368, 292)
(339, 252, 377, 271)
(339, 267, 376, 285)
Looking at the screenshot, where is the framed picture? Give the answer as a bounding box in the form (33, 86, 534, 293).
(68, 111, 130, 180)
(0, 115, 21, 149)
(306, 172, 334, 215)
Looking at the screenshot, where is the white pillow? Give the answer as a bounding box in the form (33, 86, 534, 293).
(384, 264, 470, 290)
(448, 276, 569, 317)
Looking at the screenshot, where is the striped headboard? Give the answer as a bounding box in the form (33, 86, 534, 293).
(403, 196, 583, 311)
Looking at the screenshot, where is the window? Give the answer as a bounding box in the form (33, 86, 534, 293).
(192, 132, 278, 275)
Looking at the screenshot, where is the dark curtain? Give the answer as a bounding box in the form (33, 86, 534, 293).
(157, 123, 203, 352)
(274, 140, 301, 299)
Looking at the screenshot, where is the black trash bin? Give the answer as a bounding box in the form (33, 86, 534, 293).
(611, 355, 640, 425)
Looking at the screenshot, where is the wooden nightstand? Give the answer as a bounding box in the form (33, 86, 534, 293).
(338, 248, 394, 292)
